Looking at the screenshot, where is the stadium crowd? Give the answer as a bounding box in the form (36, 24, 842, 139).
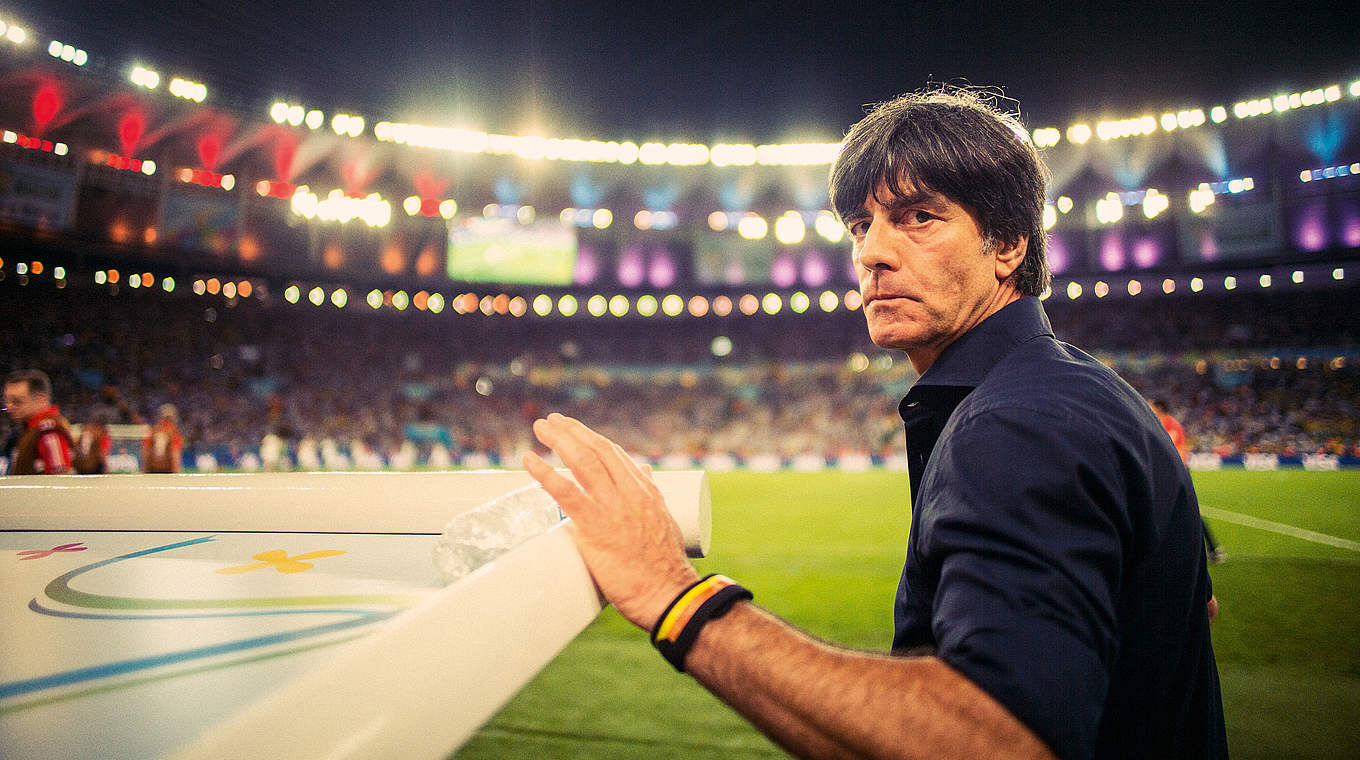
(3, 281, 1357, 470)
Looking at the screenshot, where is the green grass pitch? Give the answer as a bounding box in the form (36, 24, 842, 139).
(453, 470, 1360, 759)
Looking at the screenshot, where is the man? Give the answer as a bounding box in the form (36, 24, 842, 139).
(4, 369, 74, 475)
(523, 88, 1226, 760)
(1151, 398, 1227, 563)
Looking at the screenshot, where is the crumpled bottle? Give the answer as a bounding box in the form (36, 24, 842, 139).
(432, 483, 564, 584)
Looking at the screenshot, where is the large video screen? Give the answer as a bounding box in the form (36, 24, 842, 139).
(447, 217, 578, 285)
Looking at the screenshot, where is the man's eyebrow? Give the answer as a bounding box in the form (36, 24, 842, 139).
(882, 190, 946, 210)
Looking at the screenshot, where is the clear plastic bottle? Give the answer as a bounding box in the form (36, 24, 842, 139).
(432, 483, 564, 584)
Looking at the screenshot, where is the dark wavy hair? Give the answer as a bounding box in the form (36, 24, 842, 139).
(830, 86, 1051, 296)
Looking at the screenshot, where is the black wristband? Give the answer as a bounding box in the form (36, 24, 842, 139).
(650, 574, 753, 673)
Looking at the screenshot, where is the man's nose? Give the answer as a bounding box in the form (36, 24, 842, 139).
(856, 223, 898, 272)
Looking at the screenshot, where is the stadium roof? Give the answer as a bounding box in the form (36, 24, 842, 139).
(27, 0, 1360, 142)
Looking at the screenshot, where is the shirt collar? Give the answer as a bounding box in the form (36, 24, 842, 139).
(910, 296, 1054, 391)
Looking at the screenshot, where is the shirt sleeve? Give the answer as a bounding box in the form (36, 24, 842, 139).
(917, 403, 1129, 760)
(37, 430, 74, 474)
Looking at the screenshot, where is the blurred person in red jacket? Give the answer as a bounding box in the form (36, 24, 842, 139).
(4, 369, 74, 475)
(142, 403, 184, 473)
(1151, 399, 1226, 564)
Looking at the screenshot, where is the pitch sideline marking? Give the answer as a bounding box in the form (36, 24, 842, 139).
(1200, 506, 1360, 553)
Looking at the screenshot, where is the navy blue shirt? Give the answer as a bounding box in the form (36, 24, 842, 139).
(894, 297, 1227, 760)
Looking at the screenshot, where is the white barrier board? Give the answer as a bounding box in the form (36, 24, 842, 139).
(0, 471, 711, 759)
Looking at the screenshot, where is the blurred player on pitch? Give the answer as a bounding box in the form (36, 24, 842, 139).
(3, 369, 74, 475)
(525, 87, 1227, 760)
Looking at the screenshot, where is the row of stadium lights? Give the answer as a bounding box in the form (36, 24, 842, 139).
(2, 257, 1350, 313)
(3, 14, 1357, 162)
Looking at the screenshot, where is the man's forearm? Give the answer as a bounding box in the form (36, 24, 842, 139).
(684, 603, 1056, 760)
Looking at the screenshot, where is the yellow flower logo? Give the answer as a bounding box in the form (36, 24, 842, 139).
(216, 549, 346, 575)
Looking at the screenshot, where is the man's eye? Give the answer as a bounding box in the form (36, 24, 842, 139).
(848, 220, 870, 236)
(910, 210, 935, 224)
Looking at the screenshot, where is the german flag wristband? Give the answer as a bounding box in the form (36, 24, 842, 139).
(650, 574, 753, 673)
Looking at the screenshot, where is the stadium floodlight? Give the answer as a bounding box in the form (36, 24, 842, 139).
(509, 296, 528, 317)
(761, 293, 783, 315)
(532, 294, 552, 316)
(270, 103, 289, 123)
(308, 286, 325, 306)
(1095, 193, 1124, 224)
(592, 208, 612, 229)
(1160, 113, 1178, 131)
(819, 290, 839, 312)
(1163, 278, 1176, 294)
(710, 336, 733, 357)
(585, 295, 607, 317)
(707, 211, 729, 231)
(305, 110, 324, 130)
(1292, 270, 1304, 284)
(1093, 281, 1109, 298)
(688, 296, 710, 317)
(1190, 277, 1204, 292)
(1142, 189, 1169, 219)
(659, 294, 683, 317)
(1333, 267, 1345, 281)
(608, 295, 630, 317)
(712, 295, 733, 317)
(774, 211, 806, 245)
(53, 266, 65, 280)
(815, 210, 844, 243)
(331, 289, 348, 308)
(710, 144, 757, 166)
(427, 293, 446, 314)
(737, 214, 768, 240)
(1210, 106, 1228, 123)
(1066, 281, 1083, 299)
(790, 291, 810, 313)
(1066, 124, 1092, 144)
(558, 294, 579, 316)
(130, 65, 160, 89)
(1259, 274, 1272, 288)
(1127, 280, 1142, 296)
(1224, 276, 1237, 290)
(636, 295, 658, 317)
(1031, 127, 1061, 147)
(1043, 204, 1058, 230)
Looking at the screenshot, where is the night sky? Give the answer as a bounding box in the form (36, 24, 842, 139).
(26, 1, 1360, 141)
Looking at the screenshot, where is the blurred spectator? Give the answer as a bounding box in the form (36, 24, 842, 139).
(4, 369, 74, 475)
(73, 416, 111, 474)
(142, 403, 184, 473)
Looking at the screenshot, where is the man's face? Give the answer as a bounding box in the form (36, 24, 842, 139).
(845, 180, 1024, 372)
(4, 382, 45, 424)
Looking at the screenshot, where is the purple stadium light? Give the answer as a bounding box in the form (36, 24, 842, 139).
(1343, 212, 1360, 248)
(1294, 204, 1328, 252)
(1132, 237, 1161, 268)
(771, 254, 798, 288)
(648, 250, 677, 288)
(617, 245, 646, 287)
(1198, 229, 1219, 261)
(801, 251, 831, 287)
(1099, 231, 1126, 271)
(1046, 234, 1070, 275)
(573, 245, 599, 285)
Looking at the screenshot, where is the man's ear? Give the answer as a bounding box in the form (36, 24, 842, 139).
(993, 235, 1028, 283)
